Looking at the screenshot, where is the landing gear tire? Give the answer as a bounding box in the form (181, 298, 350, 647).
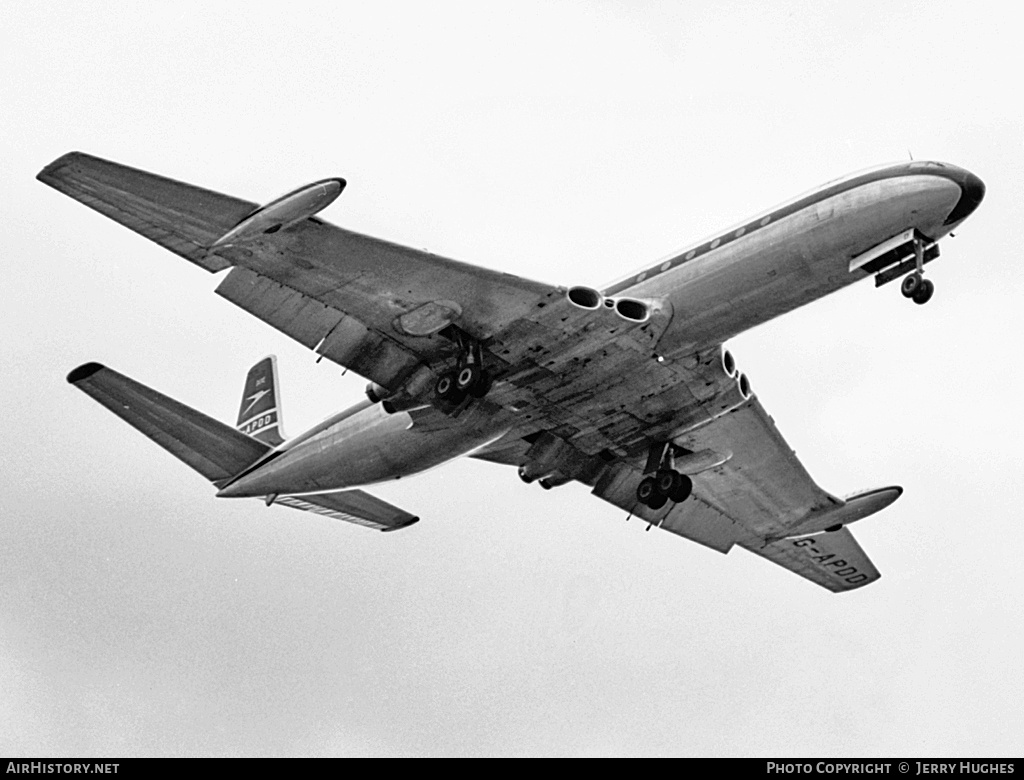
(638, 470, 691, 507)
(435, 371, 467, 409)
(468, 371, 493, 398)
(647, 493, 668, 510)
(669, 474, 693, 503)
(901, 272, 922, 299)
(435, 371, 459, 399)
(912, 278, 935, 305)
(637, 477, 658, 505)
(656, 469, 683, 497)
(456, 365, 481, 391)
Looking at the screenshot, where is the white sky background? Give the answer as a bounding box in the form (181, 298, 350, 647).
(2, 0, 1022, 757)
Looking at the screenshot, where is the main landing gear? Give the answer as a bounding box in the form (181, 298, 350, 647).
(635, 443, 693, 510)
(901, 239, 935, 305)
(434, 332, 492, 412)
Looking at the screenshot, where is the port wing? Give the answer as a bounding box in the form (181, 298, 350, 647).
(39, 152, 559, 391)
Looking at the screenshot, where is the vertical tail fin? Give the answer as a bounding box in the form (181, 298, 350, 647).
(237, 356, 286, 446)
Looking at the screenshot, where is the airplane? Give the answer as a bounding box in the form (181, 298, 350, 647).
(38, 152, 985, 592)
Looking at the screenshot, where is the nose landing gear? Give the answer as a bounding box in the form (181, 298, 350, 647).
(900, 239, 935, 305)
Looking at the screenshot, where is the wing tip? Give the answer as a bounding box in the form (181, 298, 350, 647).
(833, 571, 881, 594)
(381, 516, 420, 532)
(67, 361, 105, 384)
(37, 151, 86, 184)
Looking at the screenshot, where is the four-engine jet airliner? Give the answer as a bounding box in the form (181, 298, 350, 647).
(38, 152, 984, 591)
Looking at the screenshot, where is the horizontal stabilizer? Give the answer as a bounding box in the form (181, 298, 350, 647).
(275, 491, 419, 532)
(67, 362, 270, 485)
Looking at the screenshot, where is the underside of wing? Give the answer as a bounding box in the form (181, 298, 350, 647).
(736, 527, 880, 592)
(38, 152, 562, 390)
(274, 490, 419, 532)
(588, 385, 889, 591)
(38, 152, 256, 272)
(674, 398, 843, 539)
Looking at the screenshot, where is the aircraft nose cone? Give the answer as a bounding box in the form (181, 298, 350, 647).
(944, 167, 985, 225)
(963, 170, 985, 207)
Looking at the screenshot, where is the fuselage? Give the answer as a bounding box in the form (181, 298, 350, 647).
(605, 161, 983, 354)
(218, 161, 984, 499)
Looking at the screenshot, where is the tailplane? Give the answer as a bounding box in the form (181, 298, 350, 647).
(236, 356, 285, 446)
(67, 362, 271, 486)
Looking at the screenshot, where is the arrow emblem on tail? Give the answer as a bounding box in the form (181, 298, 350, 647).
(243, 389, 271, 415)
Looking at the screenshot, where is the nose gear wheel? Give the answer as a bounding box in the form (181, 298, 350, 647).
(900, 239, 935, 305)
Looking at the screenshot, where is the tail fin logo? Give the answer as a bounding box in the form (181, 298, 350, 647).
(242, 389, 271, 416)
(237, 356, 285, 447)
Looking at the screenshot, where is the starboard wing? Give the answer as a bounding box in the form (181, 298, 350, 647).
(590, 395, 884, 592)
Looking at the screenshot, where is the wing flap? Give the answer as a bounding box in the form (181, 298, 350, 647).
(592, 463, 738, 553)
(215, 266, 424, 388)
(275, 490, 419, 532)
(67, 362, 270, 484)
(212, 221, 558, 343)
(37, 152, 257, 272)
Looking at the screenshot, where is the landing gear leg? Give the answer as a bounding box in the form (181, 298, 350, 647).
(901, 239, 935, 305)
(434, 330, 492, 413)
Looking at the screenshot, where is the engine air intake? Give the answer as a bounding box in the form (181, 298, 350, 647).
(567, 286, 602, 309)
(614, 298, 649, 322)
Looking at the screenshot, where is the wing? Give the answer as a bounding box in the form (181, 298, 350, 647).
(739, 528, 879, 592)
(274, 491, 419, 532)
(590, 394, 882, 592)
(37, 152, 255, 272)
(38, 152, 561, 389)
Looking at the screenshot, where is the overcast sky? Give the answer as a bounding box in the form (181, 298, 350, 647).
(2, 0, 1023, 757)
